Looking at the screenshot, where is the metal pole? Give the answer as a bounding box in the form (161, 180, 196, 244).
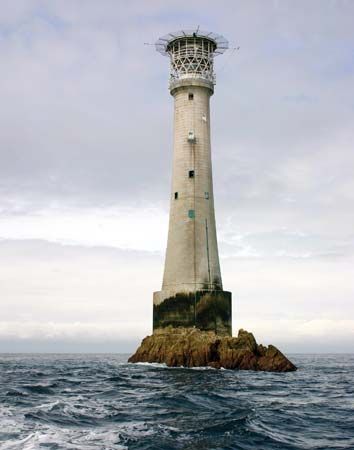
(205, 218, 211, 289)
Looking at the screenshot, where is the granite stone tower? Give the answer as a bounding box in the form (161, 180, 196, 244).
(153, 30, 232, 336)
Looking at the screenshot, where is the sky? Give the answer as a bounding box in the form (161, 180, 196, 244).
(0, 0, 353, 353)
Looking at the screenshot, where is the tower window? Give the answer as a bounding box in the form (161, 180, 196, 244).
(189, 170, 194, 178)
(188, 209, 195, 219)
(187, 131, 196, 143)
(204, 192, 209, 199)
(188, 93, 194, 100)
(174, 192, 178, 199)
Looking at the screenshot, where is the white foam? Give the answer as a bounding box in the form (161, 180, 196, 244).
(1, 429, 129, 450)
(134, 361, 167, 368)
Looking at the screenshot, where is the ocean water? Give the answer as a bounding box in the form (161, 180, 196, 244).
(0, 354, 353, 450)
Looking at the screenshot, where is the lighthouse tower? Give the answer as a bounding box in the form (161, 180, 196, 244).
(154, 29, 232, 336)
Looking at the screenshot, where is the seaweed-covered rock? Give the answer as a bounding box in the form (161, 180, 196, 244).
(128, 327, 296, 372)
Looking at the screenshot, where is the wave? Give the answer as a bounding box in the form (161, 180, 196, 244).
(0, 354, 353, 449)
(22, 384, 57, 395)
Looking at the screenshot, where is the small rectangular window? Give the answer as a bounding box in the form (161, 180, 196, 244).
(188, 93, 194, 100)
(188, 131, 196, 142)
(204, 192, 209, 199)
(189, 170, 194, 178)
(174, 192, 178, 199)
(188, 209, 195, 219)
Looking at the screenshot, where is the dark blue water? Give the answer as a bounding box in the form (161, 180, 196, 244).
(0, 354, 353, 449)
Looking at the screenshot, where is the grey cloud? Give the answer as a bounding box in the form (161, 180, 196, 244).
(1, 238, 353, 352)
(0, 1, 354, 351)
(219, 229, 354, 259)
(1, 0, 353, 212)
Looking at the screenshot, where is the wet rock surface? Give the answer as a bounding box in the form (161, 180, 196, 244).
(129, 327, 297, 372)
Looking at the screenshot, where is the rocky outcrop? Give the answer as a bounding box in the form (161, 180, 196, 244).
(128, 327, 296, 372)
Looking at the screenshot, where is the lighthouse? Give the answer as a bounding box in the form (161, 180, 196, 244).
(153, 29, 232, 336)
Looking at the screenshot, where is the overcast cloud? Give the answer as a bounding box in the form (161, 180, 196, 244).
(0, 0, 353, 352)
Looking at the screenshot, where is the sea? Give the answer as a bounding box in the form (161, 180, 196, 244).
(0, 354, 353, 450)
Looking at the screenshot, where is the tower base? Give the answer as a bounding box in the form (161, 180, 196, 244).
(153, 290, 232, 336)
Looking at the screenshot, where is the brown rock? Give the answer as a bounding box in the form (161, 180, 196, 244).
(128, 327, 297, 372)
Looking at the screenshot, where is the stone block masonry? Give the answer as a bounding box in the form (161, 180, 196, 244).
(153, 31, 232, 335)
